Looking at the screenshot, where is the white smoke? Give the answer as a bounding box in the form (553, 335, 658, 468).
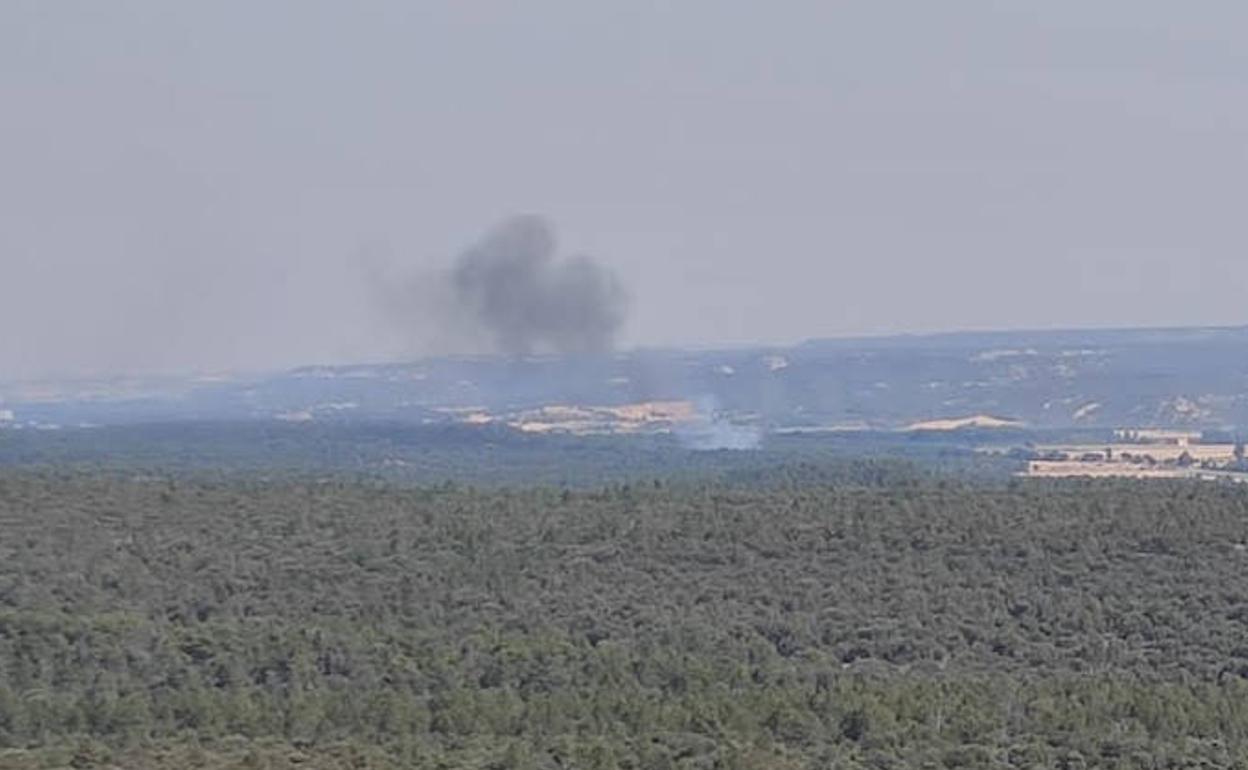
(677, 396, 762, 450)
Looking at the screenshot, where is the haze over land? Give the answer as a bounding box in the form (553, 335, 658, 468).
(9, 7, 1248, 767)
(4, 1, 1248, 378)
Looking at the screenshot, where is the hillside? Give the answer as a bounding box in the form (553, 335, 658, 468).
(4, 326, 1248, 433)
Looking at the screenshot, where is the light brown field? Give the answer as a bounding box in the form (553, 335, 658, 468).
(509, 400, 697, 434)
(907, 414, 1024, 431)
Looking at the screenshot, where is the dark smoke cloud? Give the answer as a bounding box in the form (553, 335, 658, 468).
(378, 215, 628, 357)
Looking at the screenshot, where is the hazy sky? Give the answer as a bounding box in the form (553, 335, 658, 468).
(3, 1, 1246, 378)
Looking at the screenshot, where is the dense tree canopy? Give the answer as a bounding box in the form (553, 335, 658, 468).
(1, 471, 1247, 767)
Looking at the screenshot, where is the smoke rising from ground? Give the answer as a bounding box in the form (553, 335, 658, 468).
(395, 216, 628, 357)
(676, 396, 763, 451)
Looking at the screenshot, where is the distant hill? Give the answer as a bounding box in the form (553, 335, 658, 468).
(3, 325, 1248, 432)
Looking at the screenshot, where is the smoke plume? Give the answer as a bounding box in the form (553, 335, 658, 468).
(676, 396, 763, 450)
(422, 215, 628, 356)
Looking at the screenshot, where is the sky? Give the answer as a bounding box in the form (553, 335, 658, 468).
(2, 1, 1246, 378)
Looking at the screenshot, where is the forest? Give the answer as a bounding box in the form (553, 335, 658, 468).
(2, 467, 1248, 768)
(0, 421, 1022, 486)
